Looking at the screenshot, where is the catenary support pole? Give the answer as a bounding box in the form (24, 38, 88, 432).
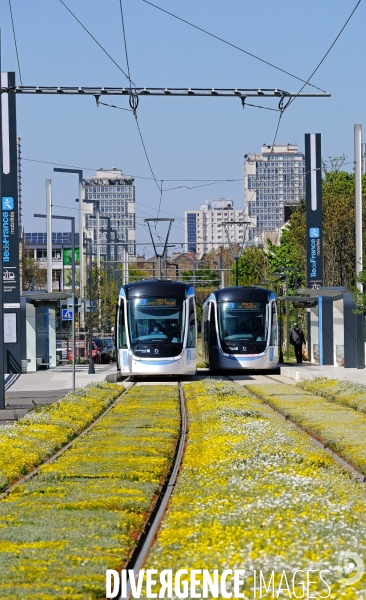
(53, 168, 84, 329)
(79, 175, 85, 330)
(71, 217, 76, 390)
(88, 239, 95, 375)
(318, 295, 323, 366)
(355, 124, 364, 369)
(46, 180, 52, 293)
(355, 124, 363, 289)
(219, 253, 224, 288)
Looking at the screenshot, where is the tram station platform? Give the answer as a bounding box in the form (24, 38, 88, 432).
(280, 363, 366, 385)
(0, 363, 119, 426)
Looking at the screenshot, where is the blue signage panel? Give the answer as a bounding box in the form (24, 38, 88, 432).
(2, 72, 21, 373)
(305, 133, 323, 289)
(62, 309, 73, 321)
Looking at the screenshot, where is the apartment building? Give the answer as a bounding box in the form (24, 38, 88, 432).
(185, 199, 247, 256)
(84, 168, 136, 259)
(244, 144, 305, 242)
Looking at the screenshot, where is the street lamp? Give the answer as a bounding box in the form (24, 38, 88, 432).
(35, 213, 76, 391)
(54, 168, 85, 330)
(87, 238, 95, 375)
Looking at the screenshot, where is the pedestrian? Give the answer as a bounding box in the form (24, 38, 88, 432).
(289, 322, 306, 364)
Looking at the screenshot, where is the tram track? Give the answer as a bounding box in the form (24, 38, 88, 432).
(225, 374, 366, 484)
(120, 380, 187, 600)
(0, 382, 134, 501)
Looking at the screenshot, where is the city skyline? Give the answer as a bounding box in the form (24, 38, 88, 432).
(1, 1, 363, 249)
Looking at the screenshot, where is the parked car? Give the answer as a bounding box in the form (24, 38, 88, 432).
(101, 337, 116, 361)
(56, 340, 67, 361)
(92, 338, 110, 364)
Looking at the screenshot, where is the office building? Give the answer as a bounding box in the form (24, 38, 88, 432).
(244, 144, 305, 242)
(84, 168, 136, 259)
(185, 199, 246, 256)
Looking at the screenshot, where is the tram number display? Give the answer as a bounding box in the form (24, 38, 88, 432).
(226, 302, 262, 310)
(135, 297, 177, 307)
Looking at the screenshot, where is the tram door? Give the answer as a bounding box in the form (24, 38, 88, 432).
(116, 298, 128, 372)
(208, 302, 219, 367)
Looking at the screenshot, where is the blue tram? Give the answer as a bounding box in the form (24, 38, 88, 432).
(202, 286, 278, 371)
(116, 280, 197, 376)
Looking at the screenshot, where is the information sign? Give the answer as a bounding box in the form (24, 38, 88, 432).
(62, 309, 73, 321)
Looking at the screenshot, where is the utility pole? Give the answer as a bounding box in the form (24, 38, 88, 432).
(355, 125, 363, 288)
(54, 168, 85, 330)
(355, 124, 364, 369)
(87, 238, 95, 375)
(46, 180, 52, 293)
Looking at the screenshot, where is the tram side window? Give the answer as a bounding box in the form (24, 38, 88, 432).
(187, 298, 196, 348)
(118, 301, 127, 348)
(270, 302, 277, 346)
(209, 303, 217, 346)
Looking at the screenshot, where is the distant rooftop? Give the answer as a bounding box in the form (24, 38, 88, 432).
(83, 168, 134, 185)
(261, 144, 298, 154)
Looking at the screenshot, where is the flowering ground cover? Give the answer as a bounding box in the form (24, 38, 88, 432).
(0, 385, 180, 599)
(298, 378, 366, 413)
(142, 380, 366, 599)
(247, 382, 366, 475)
(0, 383, 123, 491)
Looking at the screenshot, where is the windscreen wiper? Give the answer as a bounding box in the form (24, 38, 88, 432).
(155, 335, 169, 349)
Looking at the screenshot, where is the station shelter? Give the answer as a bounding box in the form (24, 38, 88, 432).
(20, 291, 71, 373)
(286, 287, 364, 369)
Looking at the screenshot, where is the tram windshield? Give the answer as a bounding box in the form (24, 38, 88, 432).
(218, 301, 269, 353)
(127, 297, 185, 357)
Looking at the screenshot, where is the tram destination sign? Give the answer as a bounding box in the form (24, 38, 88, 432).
(226, 302, 262, 309)
(136, 298, 177, 307)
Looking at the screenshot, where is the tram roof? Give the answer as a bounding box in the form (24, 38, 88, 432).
(211, 286, 274, 302)
(121, 279, 194, 298)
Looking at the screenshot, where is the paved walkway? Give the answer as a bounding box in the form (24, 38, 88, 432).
(1, 364, 118, 426)
(4, 361, 364, 427)
(280, 363, 366, 384)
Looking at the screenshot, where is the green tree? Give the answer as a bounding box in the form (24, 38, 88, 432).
(22, 254, 47, 290)
(232, 246, 268, 286)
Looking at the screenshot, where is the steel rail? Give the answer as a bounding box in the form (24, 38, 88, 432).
(227, 375, 366, 484)
(0, 381, 134, 501)
(121, 380, 187, 600)
(3, 86, 330, 98)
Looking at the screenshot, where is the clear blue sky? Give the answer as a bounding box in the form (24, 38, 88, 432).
(1, 0, 364, 255)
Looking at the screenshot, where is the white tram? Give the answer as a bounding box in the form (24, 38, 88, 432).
(202, 286, 278, 371)
(115, 280, 197, 376)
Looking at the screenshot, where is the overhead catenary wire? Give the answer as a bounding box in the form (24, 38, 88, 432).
(97, 101, 133, 112)
(142, 0, 327, 94)
(58, 0, 136, 86)
(8, 0, 22, 86)
(287, 0, 362, 108)
(23, 156, 353, 183)
(246, 0, 362, 214)
(119, 0, 133, 88)
(117, 0, 161, 194)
